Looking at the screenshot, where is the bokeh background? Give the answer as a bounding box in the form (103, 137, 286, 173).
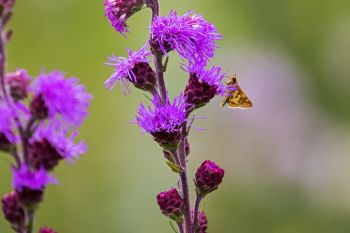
(1, 0, 350, 232)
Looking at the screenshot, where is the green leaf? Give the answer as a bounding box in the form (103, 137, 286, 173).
(166, 161, 183, 173)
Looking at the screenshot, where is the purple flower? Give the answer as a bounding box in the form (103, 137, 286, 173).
(32, 123, 87, 162)
(5, 68, 31, 100)
(151, 11, 222, 68)
(135, 94, 186, 149)
(184, 66, 227, 110)
(104, 47, 154, 92)
(39, 227, 58, 233)
(156, 188, 184, 222)
(31, 71, 92, 127)
(1, 191, 25, 227)
(195, 160, 224, 196)
(0, 102, 16, 144)
(104, 0, 145, 35)
(12, 164, 58, 191)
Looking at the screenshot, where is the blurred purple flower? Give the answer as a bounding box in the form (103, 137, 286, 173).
(0, 102, 16, 144)
(31, 71, 92, 127)
(32, 123, 87, 163)
(12, 164, 58, 191)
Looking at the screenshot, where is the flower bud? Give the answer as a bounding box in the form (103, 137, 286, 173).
(0, 132, 13, 152)
(39, 227, 58, 233)
(156, 188, 184, 222)
(1, 191, 25, 227)
(195, 160, 224, 196)
(16, 188, 44, 207)
(194, 211, 208, 233)
(28, 139, 63, 171)
(184, 67, 225, 111)
(12, 165, 58, 207)
(5, 69, 30, 101)
(184, 73, 218, 110)
(0, 0, 15, 18)
(30, 94, 49, 120)
(104, 0, 145, 35)
(131, 62, 157, 93)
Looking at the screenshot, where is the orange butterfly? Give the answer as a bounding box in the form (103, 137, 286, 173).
(221, 75, 253, 109)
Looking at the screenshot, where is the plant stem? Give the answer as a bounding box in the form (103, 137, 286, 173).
(178, 125, 192, 233)
(154, 53, 167, 104)
(24, 208, 35, 233)
(177, 222, 185, 233)
(192, 194, 202, 232)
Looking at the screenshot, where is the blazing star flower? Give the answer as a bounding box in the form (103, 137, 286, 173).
(31, 71, 92, 127)
(105, 47, 155, 92)
(0, 102, 16, 147)
(29, 123, 87, 169)
(184, 66, 227, 110)
(135, 94, 186, 149)
(151, 11, 222, 68)
(12, 164, 58, 191)
(104, 0, 145, 35)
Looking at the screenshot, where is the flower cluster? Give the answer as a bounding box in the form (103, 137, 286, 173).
(1, 68, 91, 232)
(104, 1, 230, 233)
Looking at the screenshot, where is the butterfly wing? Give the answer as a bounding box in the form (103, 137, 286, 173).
(221, 75, 253, 109)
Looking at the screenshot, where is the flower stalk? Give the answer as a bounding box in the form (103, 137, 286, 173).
(103, 0, 230, 232)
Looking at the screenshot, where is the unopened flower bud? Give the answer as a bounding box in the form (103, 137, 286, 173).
(195, 160, 224, 196)
(5, 69, 30, 101)
(184, 67, 226, 111)
(1, 191, 25, 227)
(30, 95, 49, 120)
(28, 139, 63, 171)
(156, 188, 184, 222)
(0, 132, 13, 152)
(194, 211, 208, 233)
(39, 227, 58, 233)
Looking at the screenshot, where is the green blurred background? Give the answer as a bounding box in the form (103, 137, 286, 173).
(1, 0, 350, 232)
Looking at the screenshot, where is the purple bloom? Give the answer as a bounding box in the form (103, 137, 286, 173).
(156, 188, 184, 222)
(151, 11, 222, 68)
(5, 68, 31, 100)
(135, 94, 186, 149)
(195, 160, 224, 196)
(31, 71, 92, 127)
(105, 47, 153, 92)
(104, 0, 145, 35)
(31, 123, 87, 163)
(0, 102, 16, 144)
(184, 66, 227, 110)
(12, 164, 58, 191)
